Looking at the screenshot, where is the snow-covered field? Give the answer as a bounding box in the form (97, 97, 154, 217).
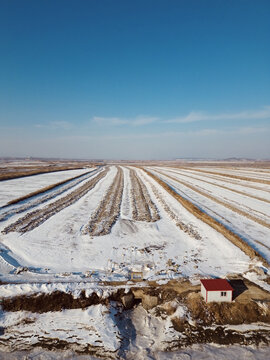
(0, 164, 269, 358)
(147, 167, 270, 264)
(0, 165, 262, 283)
(0, 168, 92, 207)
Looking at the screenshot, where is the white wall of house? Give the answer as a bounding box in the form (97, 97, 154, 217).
(201, 283, 207, 301)
(207, 290, 232, 303)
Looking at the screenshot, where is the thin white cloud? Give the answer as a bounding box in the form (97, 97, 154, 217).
(93, 106, 270, 127)
(35, 121, 72, 130)
(93, 115, 159, 126)
(166, 106, 270, 124)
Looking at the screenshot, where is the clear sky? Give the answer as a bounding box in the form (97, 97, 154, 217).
(0, 0, 269, 160)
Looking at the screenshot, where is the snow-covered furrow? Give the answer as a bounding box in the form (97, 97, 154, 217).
(148, 168, 270, 263)
(0, 167, 117, 272)
(192, 167, 270, 183)
(153, 168, 270, 222)
(129, 168, 160, 222)
(195, 167, 270, 180)
(179, 168, 270, 194)
(163, 167, 270, 201)
(133, 168, 250, 276)
(83, 167, 124, 236)
(0, 168, 102, 223)
(120, 167, 133, 219)
(0, 168, 92, 207)
(2, 168, 109, 234)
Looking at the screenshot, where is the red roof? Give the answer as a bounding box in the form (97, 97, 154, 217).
(200, 279, 233, 291)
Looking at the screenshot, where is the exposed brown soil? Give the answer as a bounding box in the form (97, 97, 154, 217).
(1, 287, 133, 313)
(185, 292, 270, 325)
(168, 321, 269, 348)
(155, 169, 270, 229)
(83, 167, 124, 236)
(2, 168, 108, 234)
(129, 168, 160, 222)
(142, 168, 270, 267)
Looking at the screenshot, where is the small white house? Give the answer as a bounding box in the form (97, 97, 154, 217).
(200, 279, 233, 303)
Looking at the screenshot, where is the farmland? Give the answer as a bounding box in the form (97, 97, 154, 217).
(0, 160, 270, 358)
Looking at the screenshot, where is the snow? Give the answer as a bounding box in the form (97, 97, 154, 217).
(0, 165, 254, 283)
(148, 167, 270, 263)
(0, 168, 92, 207)
(155, 344, 270, 360)
(0, 304, 121, 353)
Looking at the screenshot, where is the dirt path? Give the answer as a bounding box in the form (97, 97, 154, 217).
(129, 168, 160, 222)
(2, 168, 109, 234)
(83, 167, 124, 236)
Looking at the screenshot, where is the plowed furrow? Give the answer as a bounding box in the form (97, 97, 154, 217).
(129, 168, 160, 222)
(2, 168, 109, 234)
(83, 167, 124, 236)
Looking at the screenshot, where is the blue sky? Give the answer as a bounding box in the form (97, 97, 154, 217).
(0, 0, 269, 159)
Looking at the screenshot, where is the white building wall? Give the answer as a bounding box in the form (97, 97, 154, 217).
(207, 290, 232, 303)
(201, 283, 207, 301)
